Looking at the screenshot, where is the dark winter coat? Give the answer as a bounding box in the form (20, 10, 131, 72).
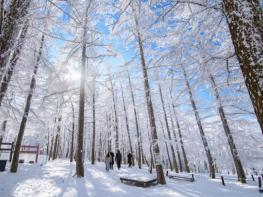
(127, 153, 132, 164)
(110, 152, 114, 163)
(115, 151, 122, 162)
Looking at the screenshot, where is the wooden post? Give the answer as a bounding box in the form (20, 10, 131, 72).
(9, 142, 14, 162)
(221, 176, 225, 186)
(35, 144, 39, 163)
(0, 143, 1, 160)
(259, 177, 263, 193)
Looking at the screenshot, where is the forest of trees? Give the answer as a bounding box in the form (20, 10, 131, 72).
(0, 0, 262, 185)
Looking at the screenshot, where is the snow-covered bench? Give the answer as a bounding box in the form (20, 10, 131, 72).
(120, 177, 157, 187)
(168, 174, 195, 182)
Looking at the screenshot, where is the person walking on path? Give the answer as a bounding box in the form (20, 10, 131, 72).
(115, 150, 122, 170)
(127, 153, 133, 167)
(110, 151, 114, 169)
(105, 152, 111, 171)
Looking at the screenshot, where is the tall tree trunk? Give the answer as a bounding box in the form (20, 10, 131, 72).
(106, 114, 111, 151)
(176, 117, 190, 173)
(128, 71, 141, 168)
(209, 74, 246, 183)
(121, 85, 133, 161)
(134, 15, 166, 184)
(121, 134, 126, 164)
(0, 120, 7, 145)
(160, 120, 173, 172)
(175, 114, 190, 172)
(56, 137, 60, 158)
(0, 0, 31, 77)
(110, 78, 119, 152)
(140, 129, 145, 165)
(182, 66, 215, 178)
(70, 102, 75, 162)
(54, 116, 62, 159)
(76, 5, 89, 177)
(0, 0, 4, 34)
(91, 93, 96, 165)
(222, 0, 263, 133)
(10, 35, 44, 173)
(159, 84, 179, 173)
(169, 90, 190, 172)
(98, 131, 102, 162)
(62, 126, 66, 157)
(147, 124, 154, 173)
(65, 140, 70, 158)
(0, 120, 6, 155)
(168, 105, 183, 172)
(49, 135, 54, 161)
(0, 20, 28, 106)
(52, 117, 61, 160)
(46, 130, 49, 157)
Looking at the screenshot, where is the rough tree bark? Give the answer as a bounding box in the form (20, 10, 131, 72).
(0, 0, 31, 77)
(209, 74, 246, 183)
(222, 0, 263, 134)
(0, 0, 4, 35)
(159, 84, 179, 172)
(10, 35, 44, 173)
(0, 20, 28, 106)
(134, 15, 166, 184)
(182, 66, 215, 178)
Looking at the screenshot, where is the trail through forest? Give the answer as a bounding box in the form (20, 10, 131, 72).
(0, 160, 259, 197)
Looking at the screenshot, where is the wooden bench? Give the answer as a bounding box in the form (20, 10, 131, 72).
(168, 174, 195, 182)
(0, 142, 14, 162)
(120, 177, 157, 187)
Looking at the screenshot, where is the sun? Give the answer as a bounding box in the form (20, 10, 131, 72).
(68, 70, 81, 81)
(64, 61, 81, 82)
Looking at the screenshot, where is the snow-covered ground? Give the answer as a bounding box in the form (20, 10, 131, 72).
(0, 159, 260, 197)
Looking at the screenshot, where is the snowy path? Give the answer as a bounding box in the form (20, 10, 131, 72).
(0, 160, 260, 197)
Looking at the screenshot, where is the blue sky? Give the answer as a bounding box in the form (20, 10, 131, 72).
(45, 0, 256, 123)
